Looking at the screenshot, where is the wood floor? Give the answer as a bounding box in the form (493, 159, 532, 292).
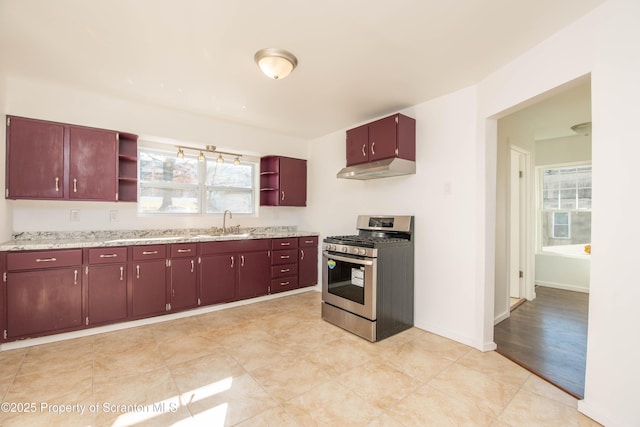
(494, 286, 589, 398)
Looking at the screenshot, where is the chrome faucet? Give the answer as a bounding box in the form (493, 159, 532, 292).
(223, 210, 232, 234)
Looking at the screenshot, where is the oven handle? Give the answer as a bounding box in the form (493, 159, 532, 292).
(323, 251, 374, 266)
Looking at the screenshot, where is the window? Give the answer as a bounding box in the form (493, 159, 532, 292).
(138, 148, 255, 214)
(539, 165, 591, 253)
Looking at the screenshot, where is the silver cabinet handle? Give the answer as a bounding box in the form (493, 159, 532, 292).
(100, 254, 118, 258)
(305, 240, 314, 244)
(55, 177, 59, 192)
(281, 268, 290, 273)
(35, 257, 57, 263)
(230, 256, 234, 268)
(136, 265, 140, 279)
(142, 250, 158, 255)
(300, 249, 305, 260)
(280, 255, 290, 260)
(280, 242, 291, 246)
(241, 255, 245, 267)
(281, 191, 285, 201)
(362, 144, 366, 157)
(73, 178, 77, 193)
(280, 281, 290, 286)
(191, 259, 194, 273)
(74, 270, 78, 285)
(120, 266, 124, 281)
(177, 249, 191, 253)
(371, 142, 376, 156)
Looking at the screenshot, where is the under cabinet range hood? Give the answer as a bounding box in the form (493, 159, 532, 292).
(336, 158, 416, 180)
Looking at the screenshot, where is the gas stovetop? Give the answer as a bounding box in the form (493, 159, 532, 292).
(323, 234, 410, 248)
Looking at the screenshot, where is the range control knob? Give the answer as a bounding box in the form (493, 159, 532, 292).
(341, 246, 348, 253)
(358, 248, 367, 256)
(327, 244, 335, 251)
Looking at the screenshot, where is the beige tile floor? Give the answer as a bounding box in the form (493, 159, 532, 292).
(0, 291, 601, 427)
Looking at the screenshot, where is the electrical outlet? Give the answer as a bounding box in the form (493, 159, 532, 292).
(109, 210, 119, 222)
(70, 209, 80, 221)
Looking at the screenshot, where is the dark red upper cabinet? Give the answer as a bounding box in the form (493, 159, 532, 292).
(69, 126, 118, 201)
(6, 116, 66, 199)
(5, 115, 137, 202)
(260, 155, 307, 207)
(345, 113, 416, 167)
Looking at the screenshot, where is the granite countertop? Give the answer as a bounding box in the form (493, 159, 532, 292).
(0, 226, 319, 251)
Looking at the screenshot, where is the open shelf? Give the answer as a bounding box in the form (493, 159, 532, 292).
(117, 133, 138, 202)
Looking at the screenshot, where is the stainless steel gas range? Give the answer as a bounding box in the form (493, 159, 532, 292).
(322, 215, 414, 342)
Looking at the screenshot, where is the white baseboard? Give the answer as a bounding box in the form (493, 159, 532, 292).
(536, 281, 589, 293)
(494, 310, 510, 325)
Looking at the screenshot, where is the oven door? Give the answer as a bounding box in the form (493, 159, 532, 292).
(322, 251, 376, 320)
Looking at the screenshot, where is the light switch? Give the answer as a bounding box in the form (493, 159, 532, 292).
(70, 209, 80, 221)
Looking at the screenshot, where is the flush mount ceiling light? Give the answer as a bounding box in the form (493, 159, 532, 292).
(175, 144, 243, 165)
(254, 48, 298, 80)
(571, 122, 592, 136)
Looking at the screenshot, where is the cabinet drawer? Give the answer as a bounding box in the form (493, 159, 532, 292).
(89, 247, 127, 264)
(170, 243, 197, 258)
(201, 239, 269, 255)
(271, 276, 298, 293)
(7, 249, 82, 271)
(298, 236, 318, 247)
(132, 245, 167, 260)
(271, 238, 298, 250)
(271, 249, 298, 265)
(271, 263, 297, 279)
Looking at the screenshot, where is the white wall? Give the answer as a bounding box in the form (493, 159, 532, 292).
(3, 77, 309, 233)
(477, 1, 639, 425)
(535, 134, 592, 166)
(0, 74, 11, 241)
(535, 253, 590, 292)
(305, 86, 481, 348)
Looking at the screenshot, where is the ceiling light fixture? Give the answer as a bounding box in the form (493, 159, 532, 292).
(174, 144, 243, 165)
(254, 48, 298, 80)
(571, 122, 592, 136)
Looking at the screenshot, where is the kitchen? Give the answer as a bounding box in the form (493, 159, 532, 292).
(1, 1, 640, 426)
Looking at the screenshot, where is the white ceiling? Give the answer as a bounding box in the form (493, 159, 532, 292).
(0, 0, 603, 139)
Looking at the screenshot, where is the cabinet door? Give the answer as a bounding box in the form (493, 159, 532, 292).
(368, 115, 398, 162)
(200, 254, 236, 305)
(237, 251, 270, 299)
(279, 157, 307, 206)
(87, 264, 127, 326)
(6, 267, 82, 339)
(298, 246, 318, 287)
(131, 259, 167, 318)
(346, 124, 369, 166)
(170, 257, 198, 311)
(6, 117, 65, 199)
(68, 126, 118, 201)
(0, 253, 5, 341)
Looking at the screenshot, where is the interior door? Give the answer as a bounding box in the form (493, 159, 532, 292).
(509, 148, 525, 299)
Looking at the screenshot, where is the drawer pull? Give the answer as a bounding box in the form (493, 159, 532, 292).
(281, 268, 290, 273)
(280, 242, 291, 246)
(280, 255, 290, 259)
(305, 240, 314, 244)
(99, 254, 118, 258)
(177, 249, 192, 253)
(142, 250, 158, 255)
(280, 281, 290, 286)
(35, 257, 57, 263)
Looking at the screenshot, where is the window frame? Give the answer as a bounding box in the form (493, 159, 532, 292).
(536, 161, 592, 254)
(137, 145, 257, 216)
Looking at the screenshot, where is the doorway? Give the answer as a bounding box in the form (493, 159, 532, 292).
(493, 76, 591, 398)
